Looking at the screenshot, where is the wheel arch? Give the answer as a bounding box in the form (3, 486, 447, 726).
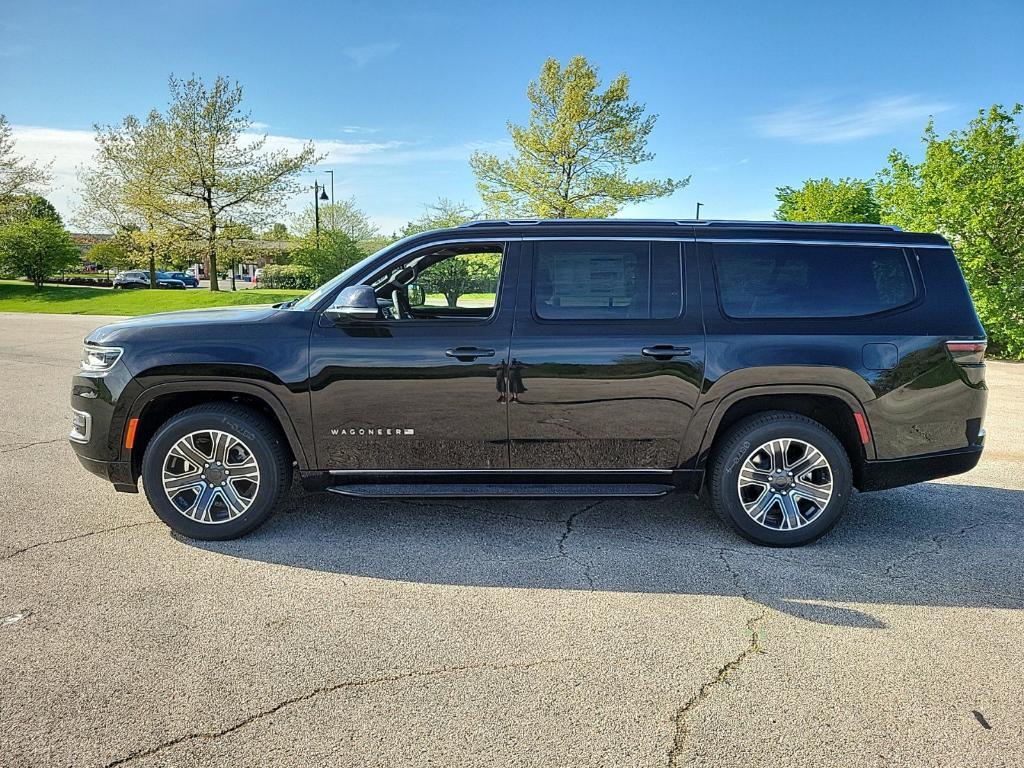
(695, 384, 874, 488)
(124, 381, 309, 481)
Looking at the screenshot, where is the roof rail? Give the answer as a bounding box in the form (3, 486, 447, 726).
(459, 219, 542, 227)
(687, 219, 902, 231)
(458, 218, 902, 232)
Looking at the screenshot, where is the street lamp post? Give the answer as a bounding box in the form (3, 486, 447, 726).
(695, 202, 704, 220)
(314, 180, 329, 249)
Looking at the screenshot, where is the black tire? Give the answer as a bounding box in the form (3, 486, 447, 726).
(708, 411, 852, 547)
(141, 403, 292, 540)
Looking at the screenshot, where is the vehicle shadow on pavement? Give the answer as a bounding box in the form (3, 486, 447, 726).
(186, 480, 1024, 629)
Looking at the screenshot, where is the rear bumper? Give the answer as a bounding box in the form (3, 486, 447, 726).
(857, 445, 983, 492)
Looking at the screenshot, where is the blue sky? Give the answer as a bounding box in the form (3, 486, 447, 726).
(2, 0, 1021, 232)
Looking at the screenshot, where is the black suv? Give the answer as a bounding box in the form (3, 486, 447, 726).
(70, 220, 987, 546)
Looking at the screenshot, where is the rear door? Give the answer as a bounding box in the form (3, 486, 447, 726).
(507, 237, 705, 469)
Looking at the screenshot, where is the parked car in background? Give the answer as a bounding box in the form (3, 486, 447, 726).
(253, 268, 264, 286)
(112, 271, 186, 290)
(71, 220, 987, 547)
(162, 271, 200, 288)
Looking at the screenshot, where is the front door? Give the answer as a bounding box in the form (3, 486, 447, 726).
(309, 239, 519, 470)
(507, 238, 705, 469)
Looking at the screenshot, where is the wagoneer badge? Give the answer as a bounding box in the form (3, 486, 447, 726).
(330, 427, 415, 436)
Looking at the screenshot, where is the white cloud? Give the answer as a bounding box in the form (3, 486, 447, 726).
(753, 95, 951, 144)
(342, 42, 399, 68)
(339, 125, 380, 135)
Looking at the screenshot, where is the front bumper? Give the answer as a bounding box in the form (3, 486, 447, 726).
(69, 361, 143, 490)
(74, 454, 138, 492)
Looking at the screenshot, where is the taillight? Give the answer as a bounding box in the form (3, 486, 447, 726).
(946, 340, 987, 365)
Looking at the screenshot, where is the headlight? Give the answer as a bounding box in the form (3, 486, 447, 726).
(81, 345, 123, 373)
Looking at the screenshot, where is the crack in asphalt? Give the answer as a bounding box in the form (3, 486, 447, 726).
(665, 549, 769, 767)
(0, 437, 67, 454)
(557, 501, 604, 591)
(666, 607, 767, 767)
(103, 657, 570, 767)
(883, 521, 992, 579)
(0, 521, 157, 563)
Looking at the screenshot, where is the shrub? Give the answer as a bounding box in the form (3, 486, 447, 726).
(259, 264, 319, 290)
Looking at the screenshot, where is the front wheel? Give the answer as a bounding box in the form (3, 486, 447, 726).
(141, 403, 292, 540)
(709, 411, 852, 547)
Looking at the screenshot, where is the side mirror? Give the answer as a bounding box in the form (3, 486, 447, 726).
(407, 282, 426, 307)
(324, 285, 379, 323)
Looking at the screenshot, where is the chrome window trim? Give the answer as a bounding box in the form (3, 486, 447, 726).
(69, 408, 92, 444)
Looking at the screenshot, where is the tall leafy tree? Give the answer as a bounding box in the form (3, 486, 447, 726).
(0, 218, 80, 288)
(152, 76, 319, 290)
(470, 56, 687, 217)
(78, 113, 173, 287)
(0, 114, 52, 198)
(290, 196, 379, 243)
(877, 104, 1024, 356)
(79, 76, 318, 291)
(775, 177, 880, 224)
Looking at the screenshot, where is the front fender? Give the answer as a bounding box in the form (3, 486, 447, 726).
(124, 375, 312, 470)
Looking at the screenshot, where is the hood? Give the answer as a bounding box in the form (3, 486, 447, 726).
(87, 305, 279, 345)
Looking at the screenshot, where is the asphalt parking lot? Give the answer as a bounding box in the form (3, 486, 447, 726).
(2, 312, 1022, 767)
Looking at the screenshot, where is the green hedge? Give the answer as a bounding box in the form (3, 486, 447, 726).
(259, 264, 319, 290)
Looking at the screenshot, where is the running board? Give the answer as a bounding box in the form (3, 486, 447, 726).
(326, 482, 676, 499)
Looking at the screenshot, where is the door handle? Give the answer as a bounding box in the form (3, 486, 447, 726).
(445, 346, 496, 362)
(641, 345, 691, 360)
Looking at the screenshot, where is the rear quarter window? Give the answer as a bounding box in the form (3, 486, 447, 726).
(713, 243, 916, 319)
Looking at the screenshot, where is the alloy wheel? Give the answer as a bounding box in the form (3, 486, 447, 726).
(161, 429, 260, 524)
(736, 438, 833, 531)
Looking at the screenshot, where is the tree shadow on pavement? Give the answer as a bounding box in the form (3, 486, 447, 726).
(186, 480, 1024, 629)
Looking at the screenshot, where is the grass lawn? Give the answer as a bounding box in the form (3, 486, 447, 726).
(0, 280, 305, 316)
(424, 292, 496, 308)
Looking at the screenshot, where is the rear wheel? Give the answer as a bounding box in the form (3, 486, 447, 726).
(709, 411, 852, 547)
(141, 403, 292, 540)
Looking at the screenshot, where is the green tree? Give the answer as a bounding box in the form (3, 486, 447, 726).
(775, 177, 880, 223)
(154, 76, 318, 291)
(291, 196, 379, 242)
(262, 222, 289, 241)
(399, 198, 480, 236)
(0, 114, 52, 198)
(877, 104, 1024, 356)
(81, 76, 318, 292)
(79, 112, 174, 288)
(0, 218, 81, 288)
(0, 194, 62, 226)
(418, 253, 500, 308)
(290, 229, 365, 283)
(86, 237, 135, 275)
(470, 56, 687, 217)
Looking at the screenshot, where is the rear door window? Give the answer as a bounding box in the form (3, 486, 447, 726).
(533, 240, 683, 320)
(713, 243, 916, 318)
